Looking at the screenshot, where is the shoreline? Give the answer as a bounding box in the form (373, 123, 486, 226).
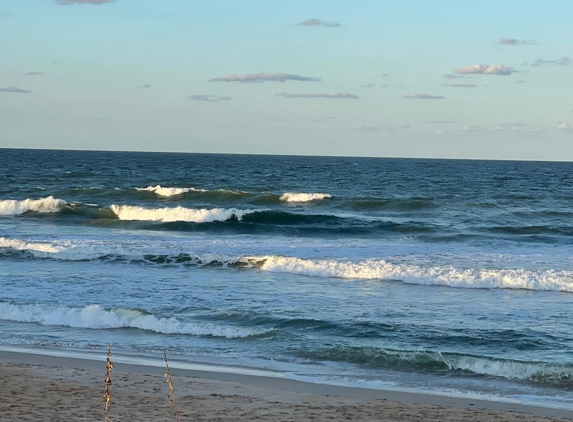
(1, 350, 572, 421)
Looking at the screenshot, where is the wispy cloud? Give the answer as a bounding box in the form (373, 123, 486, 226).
(297, 18, 341, 27)
(402, 93, 444, 99)
(24, 71, 44, 76)
(56, 0, 115, 4)
(516, 80, 527, 84)
(531, 57, 570, 66)
(276, 92, 359, 99)
(381, 73, 391, 77)
(498, 37, 535, 45)
(556, 122, 572, 130)
(428, 119, 455, 124)
(137, 84, 150, 88)
(443, 83, 478, 88)
(496, 122, 530, 127)
(443, 74, 465, 79)
(0, 86, 31, 93)
(352, 125, 381, 131)
(455, 64, 513, 76)
(209, 72, 320, 83)
(189, 94, 232, 102)
(361, 83, 374, 88)
(463, 125, 483, 132)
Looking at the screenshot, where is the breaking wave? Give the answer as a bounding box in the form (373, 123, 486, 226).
(0, 196, 66, 215)
(110, 204, 259, 223)
(300, 346, 573, 383)
(0, 303, 270, 339)
(253, 256, 573, 292)
(279, 192, 332, 202)
(2, 237, 573, 292)
(136, 185, 206, 197)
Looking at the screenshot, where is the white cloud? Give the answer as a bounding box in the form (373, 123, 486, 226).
(209, 72, 320, 83)
(189, 95, 232, 102)
(402, 93, 444, 99)
(556, 122, 572, 130)
(276, 92, 359, 99)
(455, 64, 513, 76)
(297, 18, 341, 27)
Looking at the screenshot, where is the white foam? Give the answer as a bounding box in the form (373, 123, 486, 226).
(110, 204, 258, 223)
(279, 192, 332, 202)
(136, 185, 206, 197)
(0, 303, 269, 338)
(0, 196, 66, 215)
(0, 237, 64, 254)
(243, 256, 573, 292)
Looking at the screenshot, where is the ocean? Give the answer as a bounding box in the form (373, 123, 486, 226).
(1, 148, 572, 409)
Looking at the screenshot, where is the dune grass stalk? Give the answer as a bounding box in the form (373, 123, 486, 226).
(164, 350, 179, 421)
(104, 344, 114, 422)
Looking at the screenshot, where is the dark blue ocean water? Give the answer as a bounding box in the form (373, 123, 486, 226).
(1, 149, 573, 408)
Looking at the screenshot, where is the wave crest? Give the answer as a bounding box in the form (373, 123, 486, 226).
(136, 185, 206, 197)
(0, 196, 66, 215)
(250, 256, 573, 292)
(110, 204, 258, 223)
(0, 303, 270, 338)
(279, 192, 332, 202)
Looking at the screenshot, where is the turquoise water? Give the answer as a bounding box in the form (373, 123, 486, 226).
(1, 149, 573, 408)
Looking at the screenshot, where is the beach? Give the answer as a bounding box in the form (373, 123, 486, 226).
(1, 351, 571, 422)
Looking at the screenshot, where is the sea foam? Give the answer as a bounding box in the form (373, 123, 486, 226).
(136, 185, 206, 197)
(110, 204, 258, 223)
(0, 196, 66, 215)
(0, 303, 270, 338)
(279, 192, 332, 202)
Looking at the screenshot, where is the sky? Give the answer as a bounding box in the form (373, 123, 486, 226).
(1, 0, 572, 160)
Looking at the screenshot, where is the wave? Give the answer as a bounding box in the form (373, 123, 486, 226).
(0, 303, 270, 339)
(136, 185, 206, 197)
(279, 192, 332, 202)
(3, 238, 572, 292)
(0, 196, 66, 215)
(299, 346, 573, 384)
(253, 256, 573, 292)
(110, 204, 259, 223)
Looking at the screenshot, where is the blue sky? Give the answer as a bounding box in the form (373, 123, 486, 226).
(1, 0, 572, 159)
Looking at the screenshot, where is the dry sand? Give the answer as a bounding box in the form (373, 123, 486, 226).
(1, 351, 572, 422)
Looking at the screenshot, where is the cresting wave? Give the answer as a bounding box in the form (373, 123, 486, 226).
(0, 196, 66, 215)
(110, 204, 259, 223)
(3, 237, 573, 292)
(279, 192, 332, 202)
(136, 185, 206, 197)
(252, 256, 573, 292)
(300, 347, 573, 383)
(0, 303, 270, 339)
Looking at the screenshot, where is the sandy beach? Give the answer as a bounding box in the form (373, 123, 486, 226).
(0, 351, 571, 422)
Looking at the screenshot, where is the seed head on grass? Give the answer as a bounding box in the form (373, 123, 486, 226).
(104, 344, 114, 422)
(164, 350, 179, 421)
